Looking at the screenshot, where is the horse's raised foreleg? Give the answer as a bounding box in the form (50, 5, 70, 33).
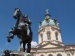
(7, 28, 15, 42)
(7, 30, 14, 39)
(9, 30, 14, 39)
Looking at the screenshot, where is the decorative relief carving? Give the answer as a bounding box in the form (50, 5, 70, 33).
(46, 27, 50, 31)
(42, 28, 45, 32)
(51, 27, 55, 31)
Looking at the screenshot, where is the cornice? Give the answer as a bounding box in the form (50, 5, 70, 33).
(38, 25, 60, 33)
(37, 41, 64, 49)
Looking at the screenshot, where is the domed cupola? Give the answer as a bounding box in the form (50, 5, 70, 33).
(38, 9, 64, 47)
(39, 9, 59, 29)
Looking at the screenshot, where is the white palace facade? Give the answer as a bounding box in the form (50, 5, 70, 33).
(31, 10, 75, 56)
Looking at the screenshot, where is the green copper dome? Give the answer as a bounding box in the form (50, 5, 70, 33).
(39, 9, 59, 29)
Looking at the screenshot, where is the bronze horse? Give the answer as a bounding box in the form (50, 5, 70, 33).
(7, 8, 33, 53)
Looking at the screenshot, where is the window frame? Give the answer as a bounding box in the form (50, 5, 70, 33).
(47, 31, 51, 40)
(55, 32, 58, 40)
(40, 33, 43, 42)
(57, 54, 62, 56)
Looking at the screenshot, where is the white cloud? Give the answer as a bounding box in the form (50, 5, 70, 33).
(31, 41, 38, 48)
(20, 41, 38, 48)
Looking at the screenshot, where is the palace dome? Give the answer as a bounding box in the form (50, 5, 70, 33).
(39, 9, 59, 29)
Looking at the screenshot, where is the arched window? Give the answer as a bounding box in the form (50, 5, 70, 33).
(57, 54, 62, 56)
(40, 34, 43, 42)
(40, 54, 44, 56)
(48, 54, 53, 56)
(47, 31, 51, 40)
(67, 54, 70, 56)
(55, 32, 58, 40)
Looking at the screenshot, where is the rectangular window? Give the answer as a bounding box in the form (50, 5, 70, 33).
(41, 34, 43, 42)
(47, 32, 51, 40)
(55, 33, 58, 40)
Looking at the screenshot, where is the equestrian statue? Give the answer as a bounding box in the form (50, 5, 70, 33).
(7, 8, 33, 53)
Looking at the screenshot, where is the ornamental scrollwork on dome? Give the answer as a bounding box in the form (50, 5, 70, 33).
(53, 19, 59, 27)
(40, 21, 43, 26)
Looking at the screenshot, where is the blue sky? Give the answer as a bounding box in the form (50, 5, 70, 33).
(0, 0, 75, 53)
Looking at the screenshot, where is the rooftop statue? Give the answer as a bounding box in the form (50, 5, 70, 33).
(7, 8, 33, 53)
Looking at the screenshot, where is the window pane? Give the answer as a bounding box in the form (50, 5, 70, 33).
(55, 33, 58, 40)
(47, 32, 51, 40)
(41, 34, 43, 42)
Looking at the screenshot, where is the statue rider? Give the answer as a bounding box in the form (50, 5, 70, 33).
(24, 15, 31, 37)
(7, 15, 31, 40)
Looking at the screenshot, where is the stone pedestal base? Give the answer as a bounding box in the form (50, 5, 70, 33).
(19, 52, 32, 56)
(24, 53, 31, 56)
(1, 50, 33, 56)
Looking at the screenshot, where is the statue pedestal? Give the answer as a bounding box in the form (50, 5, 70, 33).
(19, 52, 32, 56)
(1, 50, 33, 56)
(24, 53, 31, 56)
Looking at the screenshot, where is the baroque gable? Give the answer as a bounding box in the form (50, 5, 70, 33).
(37, 41, 64, 49)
